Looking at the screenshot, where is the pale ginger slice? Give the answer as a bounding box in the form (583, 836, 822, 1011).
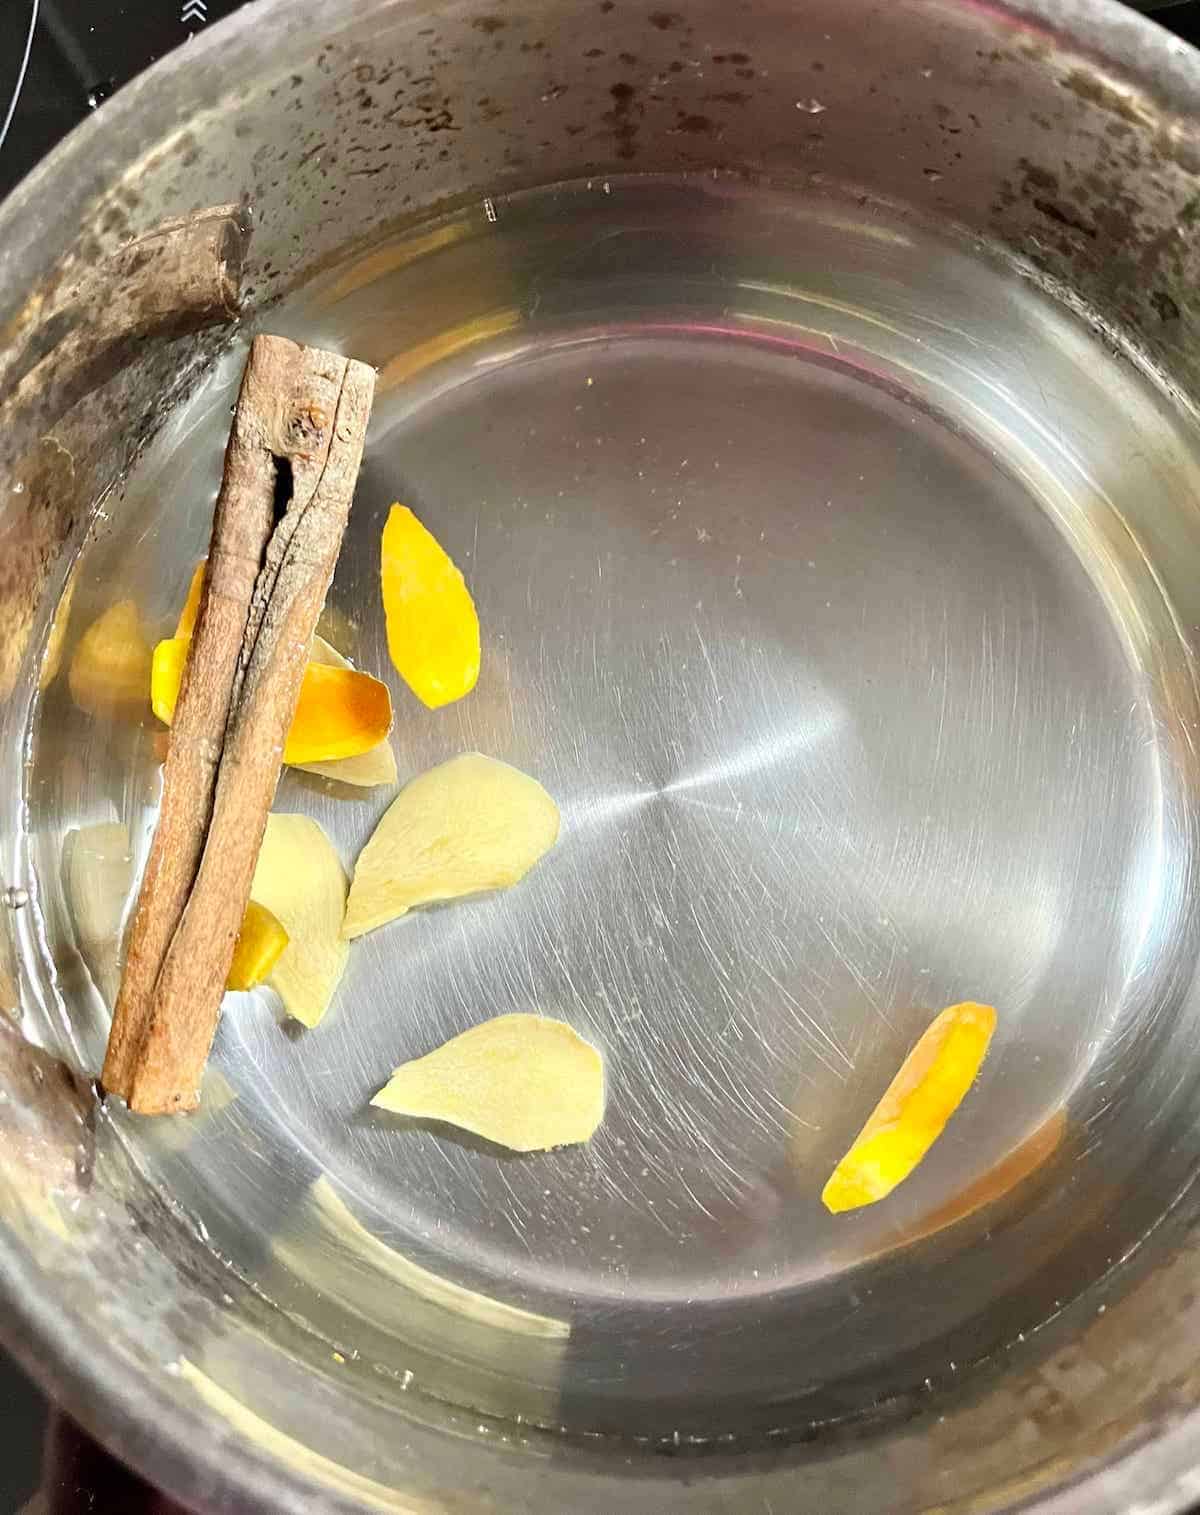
(275, 1176, 572, 1340)
(39, 564, 78, 692)
(68, 600, 152, 718)
(293, 637, 399, 789)
(62, 821, 133, 1007)
(249, 814, 348, 1028)
(342, 752, 559, 940)
(372, 1013, 605, 1151)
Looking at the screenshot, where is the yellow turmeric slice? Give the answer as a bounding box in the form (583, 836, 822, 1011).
(822, 1002, 997, 1214)
(150, 637, 392, 765)
(226, 901, 290, 991)
(381, 503, 480, 709)
(68, 600, 153, 717)
(149, 638, 185, 725)
(174, 560, 207, 639)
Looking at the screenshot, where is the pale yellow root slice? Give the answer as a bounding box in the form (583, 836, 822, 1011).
(372, 1013, 605, 1152)
(277, 1176, 571, 1340)
(68, 600, 152, 717)
(249, 815, 349, 1028)
(62, 821, 133, 1007)
(822, 1001, 998, 1214)
(39, 563, 78, 692)
(293, 637, 399, 789)
(342, 752, 559, 940)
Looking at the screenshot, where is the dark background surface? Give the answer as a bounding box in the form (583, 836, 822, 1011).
(3, 0, 1200, 1507)
(0, 0, 248, 201)
(1, 6, 248, 1510)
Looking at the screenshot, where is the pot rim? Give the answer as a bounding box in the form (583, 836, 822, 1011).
(5, 0, 1200, 1509)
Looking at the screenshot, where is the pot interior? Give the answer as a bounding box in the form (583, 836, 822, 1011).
(8, 2, 1200, 1511)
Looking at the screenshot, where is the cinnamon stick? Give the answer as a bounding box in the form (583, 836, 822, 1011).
(102, 336, 375, 1112)
(127, 345, 375, 1114)
(102, 338, 284, 1098)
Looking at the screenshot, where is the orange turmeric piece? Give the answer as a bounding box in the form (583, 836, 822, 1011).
(226, 901, 290, 991)
(151, 637, 392, 765)
(381, 503, 480, 709)
(162, 562, 394, 769)
(822, 1002, 998, 1214)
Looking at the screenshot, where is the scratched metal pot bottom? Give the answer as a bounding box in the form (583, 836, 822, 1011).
(27, 177, 1200, 1442)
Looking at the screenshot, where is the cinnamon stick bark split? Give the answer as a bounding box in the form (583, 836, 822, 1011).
(103, 335, 376, 1113)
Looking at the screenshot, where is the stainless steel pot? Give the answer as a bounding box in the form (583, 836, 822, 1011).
(7, 0, 1200, 1509)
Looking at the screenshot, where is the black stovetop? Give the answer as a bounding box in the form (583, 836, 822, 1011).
(5, 0, 1200, 1507)
(0, 0, 249, 201)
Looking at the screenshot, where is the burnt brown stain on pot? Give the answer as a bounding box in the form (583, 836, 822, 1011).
(1032, 196, 1098, 239)
(952, 35, 1200, 354)
(114, 2, 758, 265)
(9, 0, 1200, 535)
(605, 81, 642, 159)
(1150, 289, 1182, 322)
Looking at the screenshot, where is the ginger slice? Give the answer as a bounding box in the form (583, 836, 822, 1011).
(68, 601, 153, 717)
(151, 636, 392, 765)
(62, 821, 134, 1007)
(381, 503, 480, 709)
(372, 1013, 605, 1152)
(282, 1176, 572, 1339)
(40, 564, 78, 692)
(293, 637, 398, 789)
(226, 901, 290, 992)
(822, 1002, 998, 1214)
(249, 814, 348, 1027)
(342, 752, 559, 940)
